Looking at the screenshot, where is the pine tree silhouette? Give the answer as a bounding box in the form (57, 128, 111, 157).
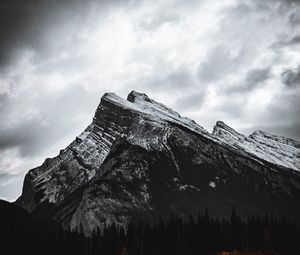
(1, 199, 299, 255)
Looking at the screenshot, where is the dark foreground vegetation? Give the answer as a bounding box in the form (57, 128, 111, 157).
(0, 200, 299, 255)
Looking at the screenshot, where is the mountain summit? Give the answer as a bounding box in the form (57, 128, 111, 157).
(16, 91, 300, 235)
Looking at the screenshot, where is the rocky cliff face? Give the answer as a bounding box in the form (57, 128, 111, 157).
(213, 121, 300, 171)
(16, 91, 300, 236)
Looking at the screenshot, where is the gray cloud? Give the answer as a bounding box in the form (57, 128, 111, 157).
(0, 117, 46, 156)
(289, 35, 300, 45)
(0, 0, 73, 68)
(281, 65, 300, 87)
(271, 34, 300, 49)
(135, 66, 200, 92)
(250, 90, 300, 140)
(289, 12, 300, 26)
(174, 91, 206, 111)
(138, 12, 180, 31)
(252, 0, 300, 9)
(197, 45, 236, 83)
(0, 173, 23, 201)
(245, 67, 272, 84)
(278, 0, 300, 4)
(0, 0, 122, 70)
(225, 67, 272, 94)
(0, 82, 98, 157)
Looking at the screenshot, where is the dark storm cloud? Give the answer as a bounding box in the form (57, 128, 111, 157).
(245, 67, 272, 85)
(0, 0, 122, 69)
(225, 67, 272, 94)
(289, 12, 300, 26)
(0, 117, 46, 155)
(278, 0, 300, 4)
(281, 65, 300, 87)
(271, 34, 300, 49)
(252, 0, 300, 8)
(0, 0, 71, 68)
(289, 35, 300, 45)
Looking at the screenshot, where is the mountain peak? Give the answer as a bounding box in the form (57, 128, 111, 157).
(251, 129, 269, 137)
(213, 121, 241, 137)
(127, 90, 182, 119)
(101, 92, 132, 107)
(215, 120, 232, 129)
(96, 90, 207, 135)
(250, 129, 300, 149)
(127, 90, 152, 103)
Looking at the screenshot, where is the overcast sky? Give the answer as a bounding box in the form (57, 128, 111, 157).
(0, 0, 300, 201)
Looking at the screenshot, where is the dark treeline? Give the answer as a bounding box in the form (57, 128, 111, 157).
(89, 210, 299, 255)
(0, 200, 299, 255)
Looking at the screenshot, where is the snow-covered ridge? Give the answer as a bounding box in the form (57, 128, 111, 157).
(213, 121, 300, 171)
(102, 92, 300, 172)
(100, 91, 208, 135)
(250, 130, 300, 149)
(127, 91, 181, 119)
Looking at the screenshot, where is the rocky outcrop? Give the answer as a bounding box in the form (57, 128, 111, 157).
(16, 91, 300, 236)
(213, 121, 300, 171)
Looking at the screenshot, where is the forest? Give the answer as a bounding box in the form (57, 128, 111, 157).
(0, 200, 299, 255)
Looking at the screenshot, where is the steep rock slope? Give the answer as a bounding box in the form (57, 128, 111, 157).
(213, 121, 300, 171)
(16, 91, 300, 235)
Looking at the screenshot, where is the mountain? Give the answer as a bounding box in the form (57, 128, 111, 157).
(213, 121, 300, 171)
(16, 91, 300, 236)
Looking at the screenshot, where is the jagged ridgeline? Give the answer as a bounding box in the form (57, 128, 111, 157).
(16, 91, 300, 236)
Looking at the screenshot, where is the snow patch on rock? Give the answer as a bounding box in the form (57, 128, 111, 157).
(213, 121, 300, 171)
(209, 181, 216, 188)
